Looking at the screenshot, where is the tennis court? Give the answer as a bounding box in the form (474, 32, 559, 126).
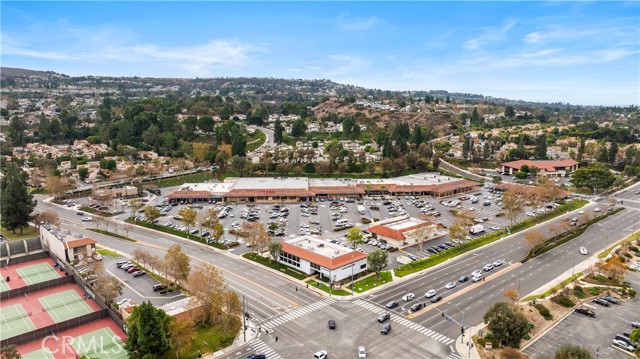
(0, 277, 10, 292)
(22, 347, 55, 359)
(16, 263, 60, 285)
(70, 327, 127, 359)
(0, 303, 36, 340)
(39, 289, 93, 323)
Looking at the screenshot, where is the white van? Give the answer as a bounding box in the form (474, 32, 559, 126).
(335, 219, 349, 227)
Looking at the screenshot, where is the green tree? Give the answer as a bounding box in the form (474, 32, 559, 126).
(291, 119, 307, 138)
(168, 317, 195, 359)
(505, 105, 515, 118)
(345, 227, 364, 248)
(535, 134, 547, 159)
(125, 301, 171, 359)
(596, 144, 608, 163)
(577, 137, 586, 160)
(197, 115, 214, 134)
(182, 116, 198, 139)
(268, 241, 282, 262)
(483, 302, 530, 348)
(608, 141, 619, 164)
(78, 167, 89, 182)
(571, 163, 615, 194)
(555, 344, 592, 359)
(274, 120, 284, 144)
(1, 165, 37, 234)
(164, 244, 191, 285)
(471, 107, 481, 123)
(367, 249, 388, 280)
(412, 125, 424, 146)
(8, 116, 27, 146)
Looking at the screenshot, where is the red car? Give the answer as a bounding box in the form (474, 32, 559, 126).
(127, 267, 140, 273)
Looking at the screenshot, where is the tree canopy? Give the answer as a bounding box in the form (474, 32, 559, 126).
(571, 163, 615, 194)
(483, 302, 530, 348)
(125, 301, 171, 359)
(1, 165, 37, 234)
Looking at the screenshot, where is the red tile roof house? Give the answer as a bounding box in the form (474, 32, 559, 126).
(501, 159, 579, 177)
(278, 235, 368, 283)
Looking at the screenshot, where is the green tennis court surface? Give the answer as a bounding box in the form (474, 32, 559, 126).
(22, 347, 55, 359)
(17, 263, 60, 285)
(70, 327, 127, 359)
(39, 289, 93, 323)
(0, 277, 10, 292)
(0, 303, 36, 341)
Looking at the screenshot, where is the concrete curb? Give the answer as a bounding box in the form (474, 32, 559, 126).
(455, 323, 486, 359)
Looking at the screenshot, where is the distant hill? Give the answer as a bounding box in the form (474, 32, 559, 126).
(1, 67, 66, 78)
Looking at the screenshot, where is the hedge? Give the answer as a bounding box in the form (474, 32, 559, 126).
(534, 304, 553, 320)
(553, 295, 576, 308)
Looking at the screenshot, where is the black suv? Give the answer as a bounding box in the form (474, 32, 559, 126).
(601, 296, 619, 304)
(328, 320, 336, 330)
(410, 303, 424, 313)
(592, 298, 610, 307)
(575, 306, 596, 317)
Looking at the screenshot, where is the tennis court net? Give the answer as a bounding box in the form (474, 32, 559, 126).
(42, 296, 86, 311)
(0, 311, 31, 325)
(19, 266, 54, 279)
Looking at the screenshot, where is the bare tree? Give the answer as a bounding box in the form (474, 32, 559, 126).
(502, 190, 524, 227)
(123, 223, 133, 239)
(243, 222, 270, 253)
(33, 211, 60, 227)
(525, 230, 547, 256)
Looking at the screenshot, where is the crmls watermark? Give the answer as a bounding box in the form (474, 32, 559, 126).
(42, 334, 125, 355)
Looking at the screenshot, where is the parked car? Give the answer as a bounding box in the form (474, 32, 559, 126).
(574, 306, 596, 317)
(601, 296, 619, 304)
(592, 298, 610, 307)
(132, 271, 146, 277)
(613, 339, 635, 352)
(153, 284, 168, 291)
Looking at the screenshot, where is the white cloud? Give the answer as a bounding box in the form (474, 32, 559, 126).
(337, 14, 383, 31)
(463, 19, 517, 50)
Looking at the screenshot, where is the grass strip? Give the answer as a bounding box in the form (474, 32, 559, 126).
(79, 206, 119, 217)
(246, 130, 267, 152)
(87, 228, 136, 242)
(125, 218, 236, 250)
(1, 225, 39, 240)
(242, 253, 308, 280)
(95, 246, 119, 257)
(522, 272, 583, 302)
(348, 271, 393, 293)
(598, 230, 640, 259)
(394, 199, 588, 277)
(305, 279, 350, 296)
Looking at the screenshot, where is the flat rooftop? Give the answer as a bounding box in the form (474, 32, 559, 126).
(309, 178, 360, 187)
(179, 182, 235, 194)
(232, 177, 310, 190)
(286, 235, 355, 258)
(394, 173, 460, 186)
(386, 217, 425, 231)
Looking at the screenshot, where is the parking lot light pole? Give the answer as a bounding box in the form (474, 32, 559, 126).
(448, 301, 465, 344)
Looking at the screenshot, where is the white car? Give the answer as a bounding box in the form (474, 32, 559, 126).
(445, 282, 456, 290)
(81, 216, 93, 222)
(483, 263, 494, 272)
(493, 260, 503, 267)
(116, 298, 131, 306)
(578, 210, 585, 215)
(402, 293, 415, 302)
(314, 350, 328, 359)
(579, 247, 588, 255)
(472, 273, 484, 282)
(471, 269, 482, 277)
(490, 226, 500, 231)
(594, 207, 601, 212)
(425, 289, 437, 298)
(358, 346, 366, 359)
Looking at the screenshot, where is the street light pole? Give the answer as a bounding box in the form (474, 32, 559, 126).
(448, 301, 465, 344)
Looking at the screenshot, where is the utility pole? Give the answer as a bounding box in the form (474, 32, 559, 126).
(447, 302, 465, 344)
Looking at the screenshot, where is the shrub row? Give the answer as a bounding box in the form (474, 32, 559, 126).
(534, 303, 553, 320)
(552, 295, 576, 308)
(127, 218, 233, 250)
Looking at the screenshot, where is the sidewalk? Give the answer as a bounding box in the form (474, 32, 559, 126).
(454, 323, 484, 359)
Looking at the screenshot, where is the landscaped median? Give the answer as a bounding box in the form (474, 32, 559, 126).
(88, 228, 136, 242)
(242, 252, 309, 280)
(125, 218, 238, 250)
(394, 199, 588, 277)
(522, 272, 584, 302)
(599, 230, 640, 259)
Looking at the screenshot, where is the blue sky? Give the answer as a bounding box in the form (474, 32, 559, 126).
(2, 1, 638, 106)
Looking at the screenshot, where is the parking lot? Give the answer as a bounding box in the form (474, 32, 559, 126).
(102, 254, 186, 307)
(524, 270, 640, 358)
(118, 184, 560, 268)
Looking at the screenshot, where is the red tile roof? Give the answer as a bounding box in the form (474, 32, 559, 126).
(280, 242, 367, 270)
(65, 238, 97, 249)
(167, 190, 213, 199)
(309, 186, 365, 195)
(501, 159, 578, 173)
(224, 188, 315, 198)
(368, 221, 436, 241)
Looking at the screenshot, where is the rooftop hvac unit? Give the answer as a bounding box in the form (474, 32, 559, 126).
(63, 230, 71, 235)
(317, 243, 324, 247)
(73, 234, 83, 238)
(334, 250, 340, 255)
